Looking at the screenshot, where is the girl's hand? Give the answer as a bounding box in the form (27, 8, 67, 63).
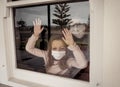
(33, 18, 44, 37)
(62, 28, 75, 46)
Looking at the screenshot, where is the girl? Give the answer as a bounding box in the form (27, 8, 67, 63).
(25, 18, 88, 77)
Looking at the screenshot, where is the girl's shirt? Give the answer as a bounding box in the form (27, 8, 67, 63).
(25, 34, 88, 76)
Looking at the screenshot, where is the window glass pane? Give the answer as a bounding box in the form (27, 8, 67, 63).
(14, 5, 48, 73)
(14, 1, 90, 82)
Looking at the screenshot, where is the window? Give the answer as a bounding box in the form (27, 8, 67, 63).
(2, 0, 103, 87)
(13, 0, 90, 81)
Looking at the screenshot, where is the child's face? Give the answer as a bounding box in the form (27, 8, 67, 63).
(52, 40, 66, 51)
(51, 40, 66, 60)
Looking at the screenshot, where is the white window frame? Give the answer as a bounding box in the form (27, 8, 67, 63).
(0, 0, 104, 87)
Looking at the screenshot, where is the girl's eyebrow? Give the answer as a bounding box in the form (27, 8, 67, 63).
(52, 47, 56, 49)
(60, 47, 66, 49)
(61, 46, 65, 48)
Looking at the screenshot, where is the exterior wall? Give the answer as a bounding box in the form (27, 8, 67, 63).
(0, 0, 120, 87)
(103, 0, 120, 87)
(0, 0, 9, 84)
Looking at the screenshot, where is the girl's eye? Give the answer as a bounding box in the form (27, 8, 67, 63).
(60, 48, 65, 51)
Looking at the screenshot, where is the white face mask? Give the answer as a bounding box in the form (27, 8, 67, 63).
(52, 50, 66, 60)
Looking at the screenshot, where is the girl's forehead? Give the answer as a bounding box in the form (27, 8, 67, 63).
(52, 40, 65, 47)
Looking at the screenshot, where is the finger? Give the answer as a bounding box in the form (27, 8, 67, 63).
(65, 28, 71, 34)
(64, 28, 72, 38)
(37, 18, 40, 25)
(62, 37, 66, 43)
(65, 28, 72, 37)
(62, 30, 67, 39)
(38, 18, 41, 25)
(63, 29, 67, 35)
(35, 18, 37, 24)
(33, 21, 35, 26)
(35, 18, 39, 25)
(64, 28, 69, 35)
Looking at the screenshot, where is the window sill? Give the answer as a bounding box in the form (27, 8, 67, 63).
(8, 78, 49, 87)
